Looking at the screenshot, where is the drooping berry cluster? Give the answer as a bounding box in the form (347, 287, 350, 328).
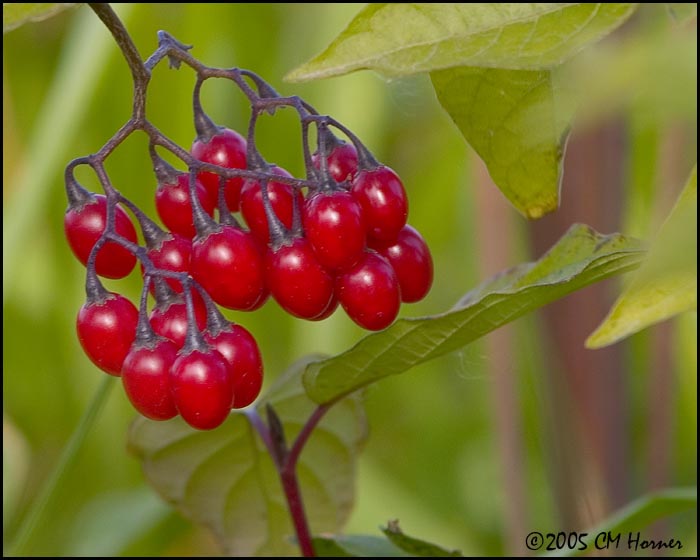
(63, 32, 432, 430)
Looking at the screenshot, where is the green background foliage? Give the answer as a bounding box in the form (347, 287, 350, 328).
(3, 3, 697, 556)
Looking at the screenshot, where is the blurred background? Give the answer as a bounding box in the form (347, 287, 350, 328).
(3, 3, 696, 556)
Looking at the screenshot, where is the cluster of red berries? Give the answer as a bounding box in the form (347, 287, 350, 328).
(63, 64, 432, 431)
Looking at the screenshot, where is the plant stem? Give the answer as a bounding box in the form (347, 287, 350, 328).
(280, 469, 316, 557)
(248, 403, 332, 557)
(8, 376, 116, 556)
(280, 404, 331, 557)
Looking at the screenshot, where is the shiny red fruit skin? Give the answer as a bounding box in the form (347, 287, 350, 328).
(369, 225, 433, 303)
(312, 141, 358, 183)
(149, 292, 207, 349)
(350, 166, 408, 242)
(144, 233, 192, 294)
(170, 349, 233, 430)
(336, 251, 401, 331)
(303, 191, 365, 272)
(155, 174, 215, 239)
(64, 194, 138, 279)
(121, 338, 179, 420)
(239, 166, 303, 245)
(311, 293, 340, 321)
(76, 293, 139, 375)
(191, 226, 268, 311)
(265, 238, 335, 320)
(191, 128, 247, 211)
(204, 325, 263, 409)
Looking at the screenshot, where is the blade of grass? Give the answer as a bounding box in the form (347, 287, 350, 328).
(7, 376, 116, 556)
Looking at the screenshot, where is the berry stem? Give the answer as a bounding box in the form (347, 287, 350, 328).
(134, 277, 158, 344)
(88, 3, 149, 119)
(180, 283, 208, 354)
(7, 375, 116, 556)
(192, 77, 221, 143)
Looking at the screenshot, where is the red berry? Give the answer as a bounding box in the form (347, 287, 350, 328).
(155, 174, 215, 239)
(143, 233, 192, 294)
(265, 238, 335, 320)
(191, 226, 268, 311)
(191, 128, 247, 211)
(336, 251, 401, 331)
(64, 194, 138, 279)
(149, 292, 207, 350)
(312, 141, 358, 182)
(170, 349, 233, 430)
(311, 293, 340, 321)
(303, 190, 365, 271)
(121, 338, 179, 420)
(350, 166, 408, 241)
(369, 225, 433, 303)
(76, 293, 138, 375)
(204, 325, 263, 409)
(240, 166, 303, 245)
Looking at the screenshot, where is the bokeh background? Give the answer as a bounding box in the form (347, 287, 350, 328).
(3, 4, 696, 556)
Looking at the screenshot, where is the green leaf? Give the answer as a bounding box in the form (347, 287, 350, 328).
(587, 166, 697, 348)
(286, 4, 637, 82)
(311, 522, 463, 558)
(541, 487, 697, 557)
(432, 66, 574, 218)
(382, 520, 462, 556)
(313, 535, 410, 557)
(128, 356, 367, 557)
(304, 224, 645, 404)
(3, 3, 79, 33)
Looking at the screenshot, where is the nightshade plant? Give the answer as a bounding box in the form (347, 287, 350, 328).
(4, 3, 696, 557)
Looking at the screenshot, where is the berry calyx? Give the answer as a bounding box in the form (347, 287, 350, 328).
(303, 190, 365, 271)
(336, 251, 401, 331)
(64, 193, 138, 279)
(76, 292, 139, 375)
(121, 338, 179, 420)
(369, 225, 433, 303)
(191, 127, 247, 211)
(265, 237, 335, 320)
(351, 166, 408, 242)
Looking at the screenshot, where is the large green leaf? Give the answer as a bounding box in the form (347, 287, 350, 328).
(587, 166, 697, 348)
(432, 66, 573, 218)
(542, 487, 697, 557)
(313, 535, 410, 557)
(3, 3, 79, 33)
(304, 224, 644, 404)
(128, 356, 367, 557)
(286, 4, 637, 82)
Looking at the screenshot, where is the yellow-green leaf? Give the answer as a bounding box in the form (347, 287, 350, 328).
(286, 4, 637, 82)
(3, 3, 79, 33)
(129, 356, 367, 556)
(304, 224, 644, 404)
(432, 66, 574, 218)
(587, 166, 697, 348)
